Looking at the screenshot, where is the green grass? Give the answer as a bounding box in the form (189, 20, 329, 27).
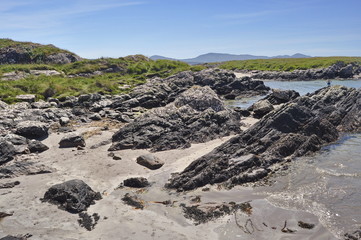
(0, 57, 205, 103)
(219, 57, 361, 72)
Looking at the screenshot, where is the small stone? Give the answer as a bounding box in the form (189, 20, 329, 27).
(60, 117, 70, 126)
(136, 154, 164, 170)
(112, 154, 122, 160)
(89, 113, 102, 121)
(123, 177, 150, 188)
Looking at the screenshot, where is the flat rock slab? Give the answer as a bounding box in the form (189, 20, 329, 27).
(136, 154, 164, 170)
(59, 132, 86, 148)
(42, 179, 101, 213)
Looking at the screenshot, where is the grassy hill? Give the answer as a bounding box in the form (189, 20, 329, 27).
(218, 57, 361, 72)
(0, 38, 81, 64)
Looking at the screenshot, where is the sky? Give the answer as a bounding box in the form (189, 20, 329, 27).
(1, 0, 361, 59)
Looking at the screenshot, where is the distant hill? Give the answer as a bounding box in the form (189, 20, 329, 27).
(150, 53, 311, 64)
(0, 38, 82, 64)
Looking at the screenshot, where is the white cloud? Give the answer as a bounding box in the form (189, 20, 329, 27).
(0, 1, 145, 31)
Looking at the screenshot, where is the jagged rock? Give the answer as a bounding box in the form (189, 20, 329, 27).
(109, 86, 241, 152)
(42, 179, 101, 213)
(28, 140, 49, 153)
(0, 162, 52, 178)
(0, 140, 16, 165)
(251, 63, 361, 80)
(166, 86, 360, 191)
(113, 69, 270, 111)
(251, 99, 274, 118)
(59, 132, 85, 148)
(264, 89, 300, 105)
(136, 154, 164, 170)
(123, 177, 150, 188)
(15, 121, 49, 139)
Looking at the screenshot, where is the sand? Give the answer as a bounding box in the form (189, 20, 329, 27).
(0, 122, 337, 240)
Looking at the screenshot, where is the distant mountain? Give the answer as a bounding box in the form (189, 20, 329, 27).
(150, 53, 311, 64)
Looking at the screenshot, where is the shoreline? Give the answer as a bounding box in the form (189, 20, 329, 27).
(0, 121, 337, 239)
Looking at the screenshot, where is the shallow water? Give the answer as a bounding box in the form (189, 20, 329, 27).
(259, 134, 361, 239)
(227, 79, 361, 108)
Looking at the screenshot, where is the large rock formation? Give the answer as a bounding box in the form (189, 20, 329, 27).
(166, 86, 361, 191)
(250, 62, 361, 81)
(111, 69, 270, 111)
(109, 86, 241, 152)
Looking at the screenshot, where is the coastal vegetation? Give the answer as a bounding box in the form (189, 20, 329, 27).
(1, 39, 360, 103)
(219, 57, 361, 71)
(0, 56, 204, 103)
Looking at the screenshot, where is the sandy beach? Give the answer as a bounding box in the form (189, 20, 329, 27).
(0, 120, 338, 240)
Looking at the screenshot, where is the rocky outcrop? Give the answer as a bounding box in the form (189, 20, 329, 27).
(42, 179, 102, 213)
(0, 39, 81, 64)
(111, 69, 270, 111)
(166, 86, 361, 191)
(250, 63, 361, 81)
(109, 86, 241, 152)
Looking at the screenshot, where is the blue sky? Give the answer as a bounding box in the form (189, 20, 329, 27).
(1, 0, 360, 59)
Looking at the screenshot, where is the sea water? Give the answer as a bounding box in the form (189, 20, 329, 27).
(227, 79, 361, 108)
(228, 79, 361, 238)
(260, 134, 361, 238)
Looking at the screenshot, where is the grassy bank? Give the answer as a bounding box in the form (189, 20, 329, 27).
(0, 57, 205, 103)
(219, 57, 361, 72)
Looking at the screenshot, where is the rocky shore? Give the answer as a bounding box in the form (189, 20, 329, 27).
(0, 68, 359, 239)
(238, 62, 361, 81)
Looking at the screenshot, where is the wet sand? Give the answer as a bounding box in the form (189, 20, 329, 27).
(0, 122, 337, 239)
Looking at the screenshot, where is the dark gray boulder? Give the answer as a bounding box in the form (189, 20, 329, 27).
(136, 154, 164, 170)
(251, 99, 274, 118)
(263, 89, 300, 105)
(166, 86, 360, 191)
(15, 121, 48, 139)
(109, 86, 241, 152)
(0, 140, 16, 165)
(59, 132, 85, 148)
(28, 140, 49, 153)
(42, 179, 101, 213)
(123, 177, 150, 188)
